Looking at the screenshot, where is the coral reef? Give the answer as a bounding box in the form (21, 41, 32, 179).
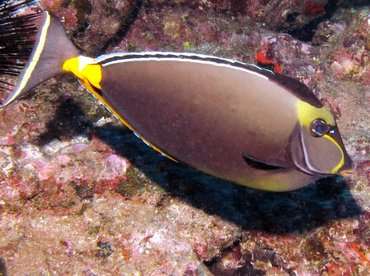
(0, 0, 369, 274)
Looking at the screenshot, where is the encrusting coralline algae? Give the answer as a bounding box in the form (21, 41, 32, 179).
(0, 0, 368, 274)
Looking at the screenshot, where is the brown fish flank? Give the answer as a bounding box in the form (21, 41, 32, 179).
(100, 60, 299, 179)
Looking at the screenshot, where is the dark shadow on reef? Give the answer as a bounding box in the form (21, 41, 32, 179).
(94, 126, 362, 234)
(36, 98, 92, 146)
(38, 99, 362, 234)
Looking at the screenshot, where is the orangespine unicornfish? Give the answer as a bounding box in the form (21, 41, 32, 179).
(0, 11, 353, 192)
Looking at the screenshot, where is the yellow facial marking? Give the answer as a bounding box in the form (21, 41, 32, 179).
(296, 100, 335, 128)
(323, 134, 345, 173)
(296, 100, 344, 173)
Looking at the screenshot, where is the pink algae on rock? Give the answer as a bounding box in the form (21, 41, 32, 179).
(329, 13, 370, 84)
(0, 0, 369, 275)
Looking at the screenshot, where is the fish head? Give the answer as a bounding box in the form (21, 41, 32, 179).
(289, 100, 353, 176)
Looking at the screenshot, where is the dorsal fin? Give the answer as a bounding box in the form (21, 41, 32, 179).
(269, 73, 322, 108)
(97, 52, 323, 108)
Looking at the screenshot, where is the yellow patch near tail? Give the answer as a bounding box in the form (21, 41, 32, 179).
(62, 56, 178, 162)
(62, 56, 102, 89)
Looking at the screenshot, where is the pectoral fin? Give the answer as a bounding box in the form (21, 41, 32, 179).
(242, 153, 284, 170)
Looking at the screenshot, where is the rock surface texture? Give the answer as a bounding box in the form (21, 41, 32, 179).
(0, 0, 369, 275)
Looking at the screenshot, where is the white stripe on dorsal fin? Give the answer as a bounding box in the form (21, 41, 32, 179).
(96, 52, 270, 81)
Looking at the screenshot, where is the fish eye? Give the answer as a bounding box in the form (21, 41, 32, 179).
(310, 119, 330, 137)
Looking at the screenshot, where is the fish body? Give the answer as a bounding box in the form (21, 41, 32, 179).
(0, 12, 353, 191)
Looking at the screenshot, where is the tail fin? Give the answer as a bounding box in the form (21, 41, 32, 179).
(0, 11, 79, 108)
(0, 0, 41, 95)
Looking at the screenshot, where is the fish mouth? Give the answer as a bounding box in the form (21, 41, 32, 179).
(337, 155, 353, 177)
(339, 169, 354, 177)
